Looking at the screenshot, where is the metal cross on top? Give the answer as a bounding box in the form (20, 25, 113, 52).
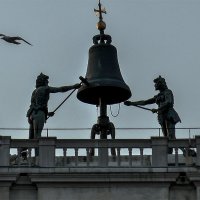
(94, 0, 107, 34)
(94, 0, 107, 21)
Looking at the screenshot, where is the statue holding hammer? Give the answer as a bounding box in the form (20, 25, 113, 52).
(124, 76, 181, 154)
(27, 73, 81, 140)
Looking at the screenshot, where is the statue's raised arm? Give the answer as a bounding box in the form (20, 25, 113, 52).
(124, 98, 155, 106)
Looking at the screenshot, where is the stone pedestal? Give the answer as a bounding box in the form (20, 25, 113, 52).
(39, 137, 56, 167)
(151, 137, 168, 167)
(98, 140, 108, 167)
(0, 136, 11, 166)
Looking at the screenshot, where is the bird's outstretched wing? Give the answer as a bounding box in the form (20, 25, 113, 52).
(13, 36, 32, 45)
(0, 34, 5, 37)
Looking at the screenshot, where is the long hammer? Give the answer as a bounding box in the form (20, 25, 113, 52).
(132, 105, 153, 112)
(47, 76, 89, 119)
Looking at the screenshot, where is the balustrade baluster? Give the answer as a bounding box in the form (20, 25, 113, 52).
(140, 148, 144, 166)
(175, 147, 179, 167)
(28, 148, 32, 167)
(185, 147, 189, 166)
(75, 148, 79, 167)
(128, 148, 132, 167)
(63, 148, 67, 167)
(117, 148, 121, 167)
(17, 148, 21, 166)
(86, 148, 90, 167)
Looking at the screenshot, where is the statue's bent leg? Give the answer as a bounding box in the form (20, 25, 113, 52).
(167, 122, 176, 140)
(167, 122, 196, 157)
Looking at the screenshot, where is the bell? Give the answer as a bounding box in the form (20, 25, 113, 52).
(77, 41, 132, 105)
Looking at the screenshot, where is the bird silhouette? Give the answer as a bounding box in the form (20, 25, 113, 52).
(0, 34, 32, 45)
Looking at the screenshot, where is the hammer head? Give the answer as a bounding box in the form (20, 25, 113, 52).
(79, 76, 89, 86)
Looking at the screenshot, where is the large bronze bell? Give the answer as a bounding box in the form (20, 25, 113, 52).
(77, 36, 132, 105)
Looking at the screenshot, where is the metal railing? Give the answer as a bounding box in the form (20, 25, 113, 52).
(0, 127, 199, 139)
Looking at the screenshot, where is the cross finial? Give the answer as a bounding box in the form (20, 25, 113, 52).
(94, 0, 107, 21)
(94, 0, 107, 33)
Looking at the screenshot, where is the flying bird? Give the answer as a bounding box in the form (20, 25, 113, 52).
(0, 34, 32, 45)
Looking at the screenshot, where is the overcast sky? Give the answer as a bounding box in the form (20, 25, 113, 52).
(0, 0, 200, 139)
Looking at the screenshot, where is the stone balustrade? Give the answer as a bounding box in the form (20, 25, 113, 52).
(0, 136, 199, 200)
(0, 135, 198, 168)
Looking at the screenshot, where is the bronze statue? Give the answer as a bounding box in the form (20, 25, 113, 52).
(124, 76, 181, 154)
(124, 76, 196, 156)
(27, 73, 80, 140)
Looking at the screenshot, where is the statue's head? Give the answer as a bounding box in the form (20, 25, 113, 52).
(36, 73, 49, 88)
(153, 75, 167, 91)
